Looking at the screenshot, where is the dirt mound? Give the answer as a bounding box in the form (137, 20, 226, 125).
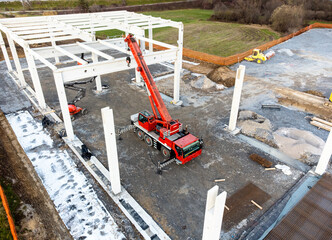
(303, 90, 325, 98)
(190, 75, 226, 90)
(207, 66, 236, 87)
(276, 87, 332, 121)
(249, 153, 272, 168)
(273, 128, 325, 164)
(238, 110, 277, 147)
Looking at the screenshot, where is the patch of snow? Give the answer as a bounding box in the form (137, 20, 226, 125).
(277, 48, 294, 56)
(276, 164, 292, 175)
(191, 76, 216, 89)
(216, 84, 226, 90)
(182, 60, 200, 66)
(7, 111, 125, 240)
(154, 73, 174, 82)
(236, 219, 248, 229)
(202, 159, 217, 169)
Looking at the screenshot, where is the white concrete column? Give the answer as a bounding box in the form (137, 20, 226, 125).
(202, 186, 227, 240)
(228, 65, 246, 131)
(148, 19, 153, 52)
(124, 13, 128, 37)
(133, 35, 142, 84)
(6, 34, 26, 87)
(92, 53, 102, 92)
(173, 23, 184, 104)
(24, 49, 46, 109)
(53, 71, 74, 140)
(135, 68, 142, 84)
(101, 107, 121, 195)
(140, 30, 145, 52)
(0, 32, 13, 71)
(48, 20, 60, 64)
(315, 130, 332, 175)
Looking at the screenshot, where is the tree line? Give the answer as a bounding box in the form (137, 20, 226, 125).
(201, 0, 332, 32)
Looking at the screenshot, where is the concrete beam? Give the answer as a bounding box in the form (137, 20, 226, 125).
(101, 107, 121, 195)
(315, 130, 332, 175)
(6, 34, 26, 87)
(33, 38, 125, 59)
(0, 32, 13, 71)
(53, 71, 74, 140)
(24, 49, 46, 109)
(228, 65, 246, 132)
(56, 49, 177, 82)
(202, 186, 227, 240)
(172, 23, 184, 104)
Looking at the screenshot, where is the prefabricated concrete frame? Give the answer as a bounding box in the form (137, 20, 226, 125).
(0, 11, 184, 140)
(0, 11, 183, 239)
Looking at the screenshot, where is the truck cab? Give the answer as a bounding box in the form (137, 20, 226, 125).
(173, 134, 202, 164)
(138, 111, 156, 132)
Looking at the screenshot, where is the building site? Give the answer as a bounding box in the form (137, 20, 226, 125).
(0, 0, 331, 239)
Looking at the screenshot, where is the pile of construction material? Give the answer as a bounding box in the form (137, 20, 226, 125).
(310, 117, 332, 131)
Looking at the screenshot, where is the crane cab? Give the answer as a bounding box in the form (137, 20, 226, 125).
(138, 110, 156, 132)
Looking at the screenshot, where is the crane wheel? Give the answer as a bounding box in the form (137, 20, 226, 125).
(161, 147, 170, 159)
(257, 59, 262, 64)
(144, 135, 153, 147)
(137, 130, 144, 140)
(81, 108, 87, 115)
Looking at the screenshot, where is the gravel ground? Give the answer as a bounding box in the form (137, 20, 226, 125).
(231, 29, 332, 97)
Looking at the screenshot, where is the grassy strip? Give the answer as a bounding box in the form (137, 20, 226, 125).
(127, 0, 182, 6)
(0, 0, 182, 11)
(0, 179, 21, 240)
(96, 9, 280, 57)
(307, 20, 332, 24)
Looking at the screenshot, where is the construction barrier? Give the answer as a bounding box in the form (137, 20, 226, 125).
(0, 184, 18, 240)
(152, 23, 332, 66)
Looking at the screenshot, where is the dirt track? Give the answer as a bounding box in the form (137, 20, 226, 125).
(0, 111, 72, 240)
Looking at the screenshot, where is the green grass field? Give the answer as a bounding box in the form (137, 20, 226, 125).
(0, 0, 182, 11)
(0, 179, 21, 240)
(307, 20, 332, 24)
(97, 9, 281, 57)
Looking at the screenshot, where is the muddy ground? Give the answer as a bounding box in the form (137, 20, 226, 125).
(18, 59, 308, 240)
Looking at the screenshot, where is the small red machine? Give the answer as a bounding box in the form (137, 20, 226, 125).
(125, 34, 203, 165)
(63, 76, 95, 120)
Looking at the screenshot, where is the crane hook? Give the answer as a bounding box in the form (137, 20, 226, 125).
(126, 56, 131, 67)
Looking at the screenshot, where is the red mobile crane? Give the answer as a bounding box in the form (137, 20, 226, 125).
(125, 34, 203, 164)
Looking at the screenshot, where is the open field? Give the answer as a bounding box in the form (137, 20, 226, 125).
(97, 9, 280, 57)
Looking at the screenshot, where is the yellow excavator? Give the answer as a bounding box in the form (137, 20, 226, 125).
(245, 49, 274, 64)
(325, 92, 332, 107)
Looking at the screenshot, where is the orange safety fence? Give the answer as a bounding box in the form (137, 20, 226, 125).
(0, 184, 18, 240)
(150, 23, 332, 66)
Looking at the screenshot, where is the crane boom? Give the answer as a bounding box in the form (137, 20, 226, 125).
(125, 34, 172, 123)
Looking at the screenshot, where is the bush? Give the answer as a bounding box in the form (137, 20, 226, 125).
(270, 4, 305, 32)
(78, 0, 89, 12)
(214, 3, 240, 21)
